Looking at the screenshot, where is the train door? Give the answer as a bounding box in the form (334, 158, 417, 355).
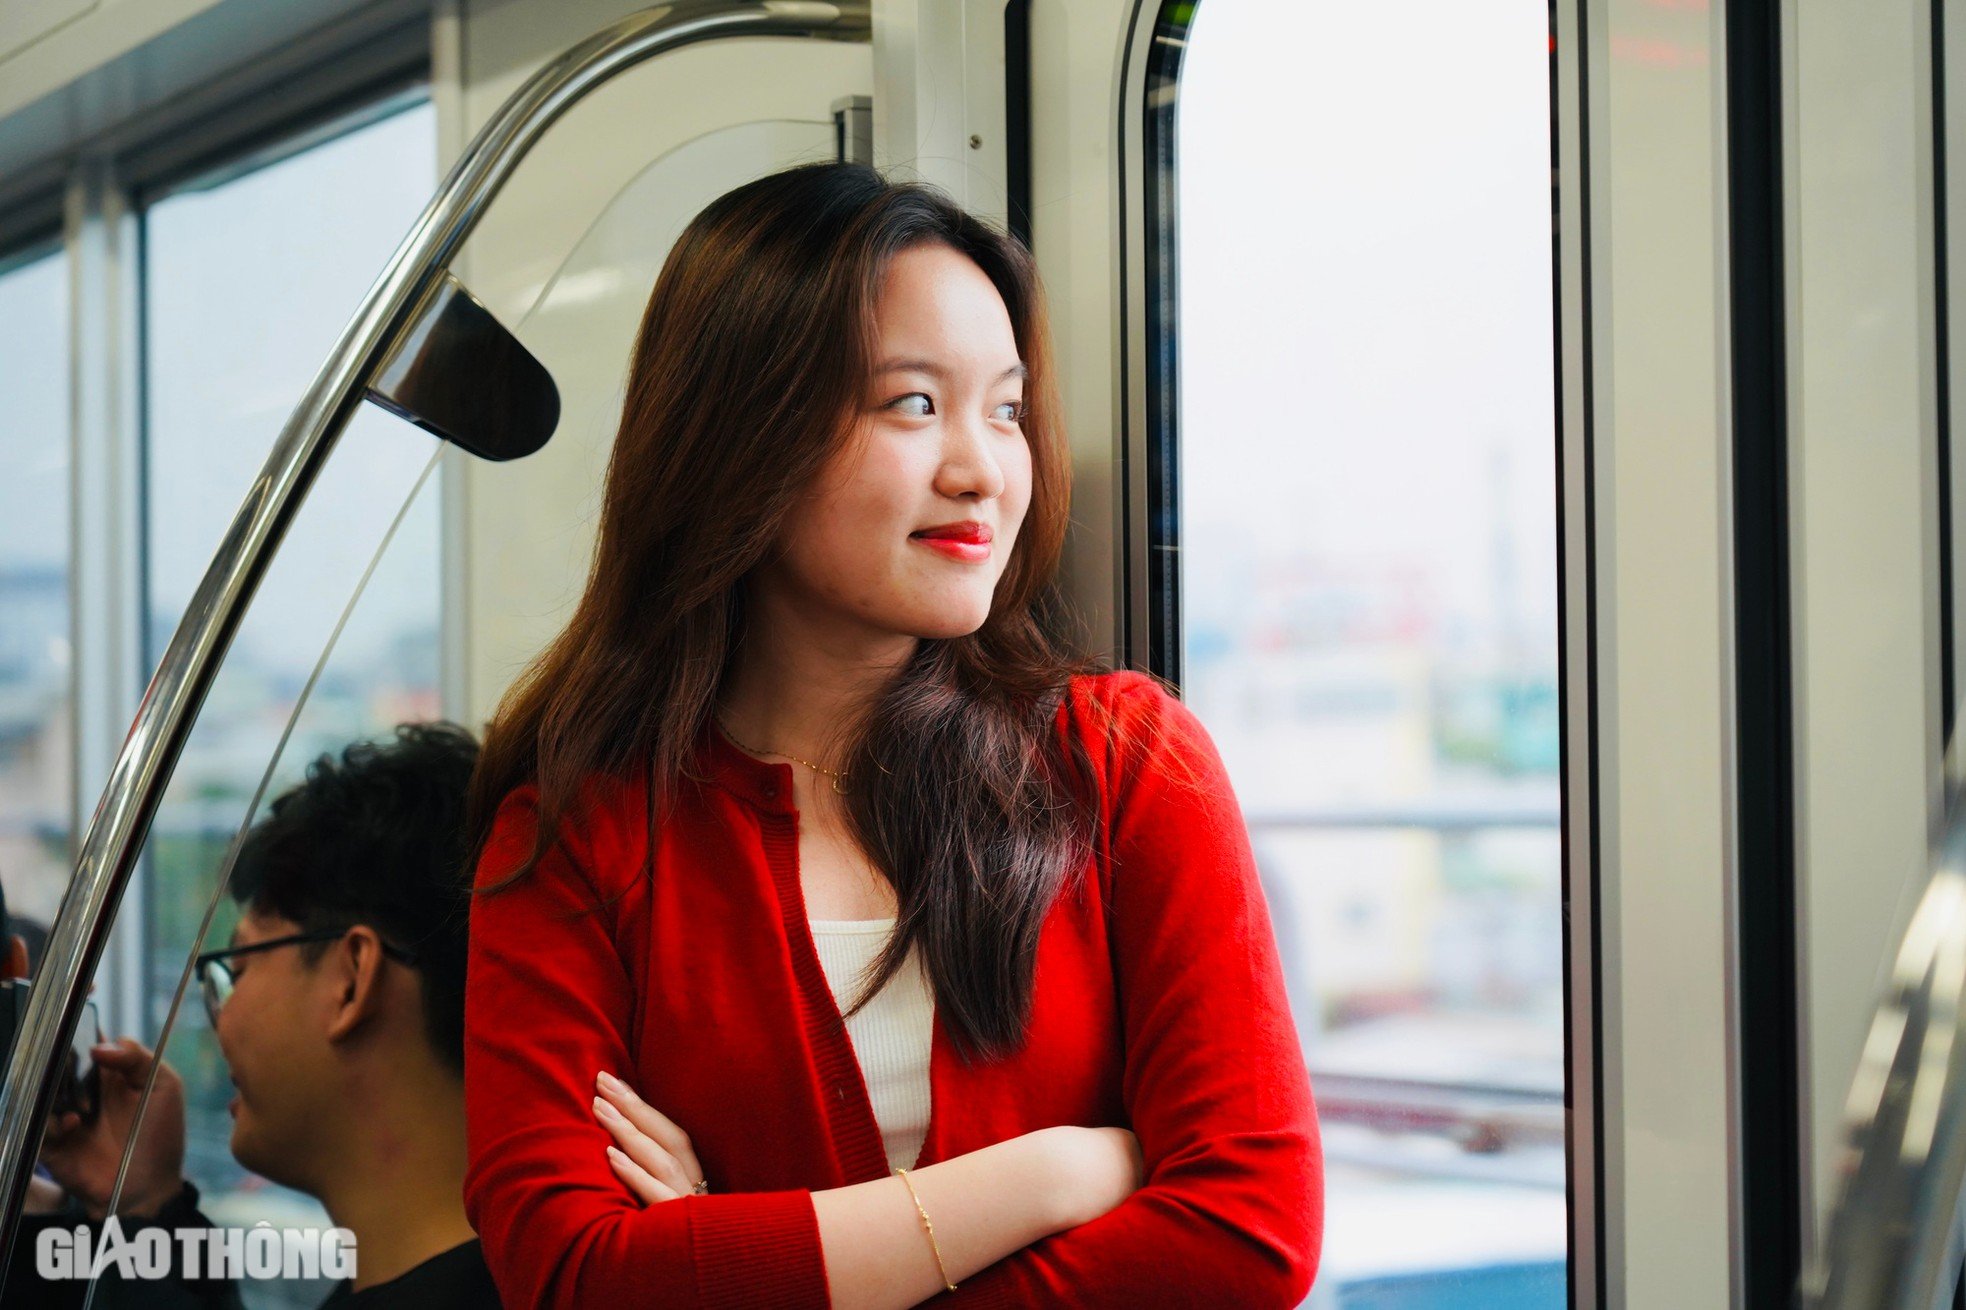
(1124, 0, 1966, 1298)
(1137, 0, 1966, 1304)
(1098, 0, 1963, 1306)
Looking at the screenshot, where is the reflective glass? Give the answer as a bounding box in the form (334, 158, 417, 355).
(1176, 2, 1566, 1301)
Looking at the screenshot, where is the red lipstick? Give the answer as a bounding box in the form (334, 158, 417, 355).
(910, 520, 993, 562)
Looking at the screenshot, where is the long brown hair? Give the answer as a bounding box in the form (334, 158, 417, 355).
(464, 162, 1112, 1064)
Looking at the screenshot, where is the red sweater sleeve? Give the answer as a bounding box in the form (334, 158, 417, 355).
(461, 783, 832, 1310)
(952, 673, 1324, 1308)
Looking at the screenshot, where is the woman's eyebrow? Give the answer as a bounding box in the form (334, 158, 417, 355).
(877, 358, 1028, 383)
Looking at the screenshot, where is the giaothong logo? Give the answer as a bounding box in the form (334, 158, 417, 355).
(36, 1219, 356, 1281)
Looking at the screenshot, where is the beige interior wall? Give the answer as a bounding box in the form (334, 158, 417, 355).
(445, 3, 872, 730)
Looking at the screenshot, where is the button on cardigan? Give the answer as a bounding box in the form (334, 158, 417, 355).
(461, 669, 1323, 1308)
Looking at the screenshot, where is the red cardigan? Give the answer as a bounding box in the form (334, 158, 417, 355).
(462, 669, 1322, 1308)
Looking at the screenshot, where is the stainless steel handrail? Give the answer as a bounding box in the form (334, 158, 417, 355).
(0, 0, 870, 1257)
(1808, 783, 1966, 1307)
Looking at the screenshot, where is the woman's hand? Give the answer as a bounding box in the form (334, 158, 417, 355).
(592, 1070, 708, 1204)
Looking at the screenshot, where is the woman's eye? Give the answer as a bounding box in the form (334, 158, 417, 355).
(888, 392, 933, 417)
(994, 401, 1025, 422)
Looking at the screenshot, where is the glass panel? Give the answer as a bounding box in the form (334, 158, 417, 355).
(1175, 2, 1565, 1302)
(143, 101, 440, 663)
(0, 246, 73, 971)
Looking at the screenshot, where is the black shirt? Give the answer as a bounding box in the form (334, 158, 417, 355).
(4, 1180, 241, 1310)
(318, 1238, 500, 1309)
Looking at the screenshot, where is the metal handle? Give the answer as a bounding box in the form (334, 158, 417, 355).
(1808, 780, 1966, 1307)
(0, 0, 868, 1261)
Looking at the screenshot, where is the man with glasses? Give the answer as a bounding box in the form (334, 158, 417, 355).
(13, 721, 499, 1308)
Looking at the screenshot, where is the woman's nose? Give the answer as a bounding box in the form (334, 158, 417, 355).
(935, 414, 1007, 500)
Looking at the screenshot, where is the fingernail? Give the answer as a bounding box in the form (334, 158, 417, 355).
(597, 1071, 624, 1095)
(592, 1095, 618, 1119)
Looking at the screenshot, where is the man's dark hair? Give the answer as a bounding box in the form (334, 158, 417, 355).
(229, 721, 479, 1075)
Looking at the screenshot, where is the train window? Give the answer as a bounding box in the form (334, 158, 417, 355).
(0, 244, 71, 963)
(1164, 2, 1565, 1301)
(135, 95, 442, 1251)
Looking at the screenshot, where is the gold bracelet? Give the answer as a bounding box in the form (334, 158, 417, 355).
(894, 1166, 957, 1292)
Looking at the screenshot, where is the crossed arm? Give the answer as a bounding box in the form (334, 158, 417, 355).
(589, 1074, 1143, 1308)
(463, 676, 1321, 1308)
(462, 786, 1135, 1310)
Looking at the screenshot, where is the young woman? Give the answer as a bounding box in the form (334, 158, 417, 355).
(459, 162, 1321, 1309)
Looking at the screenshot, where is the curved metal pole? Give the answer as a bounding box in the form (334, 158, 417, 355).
(1807, 784, 1966, 1307)
(0, 0, 869, 1254)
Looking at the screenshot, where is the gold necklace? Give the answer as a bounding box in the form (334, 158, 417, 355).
(717, 717, 851, 794)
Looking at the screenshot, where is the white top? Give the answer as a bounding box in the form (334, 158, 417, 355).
(807, 917, 933, 1172)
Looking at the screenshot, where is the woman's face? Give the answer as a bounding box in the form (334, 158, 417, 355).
(757, 241, 1033, 643)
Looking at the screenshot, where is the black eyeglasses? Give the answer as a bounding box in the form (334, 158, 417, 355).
(193, 928, 419, 1025)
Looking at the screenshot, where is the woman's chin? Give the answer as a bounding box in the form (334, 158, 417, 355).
(902, 606, 993, 641)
